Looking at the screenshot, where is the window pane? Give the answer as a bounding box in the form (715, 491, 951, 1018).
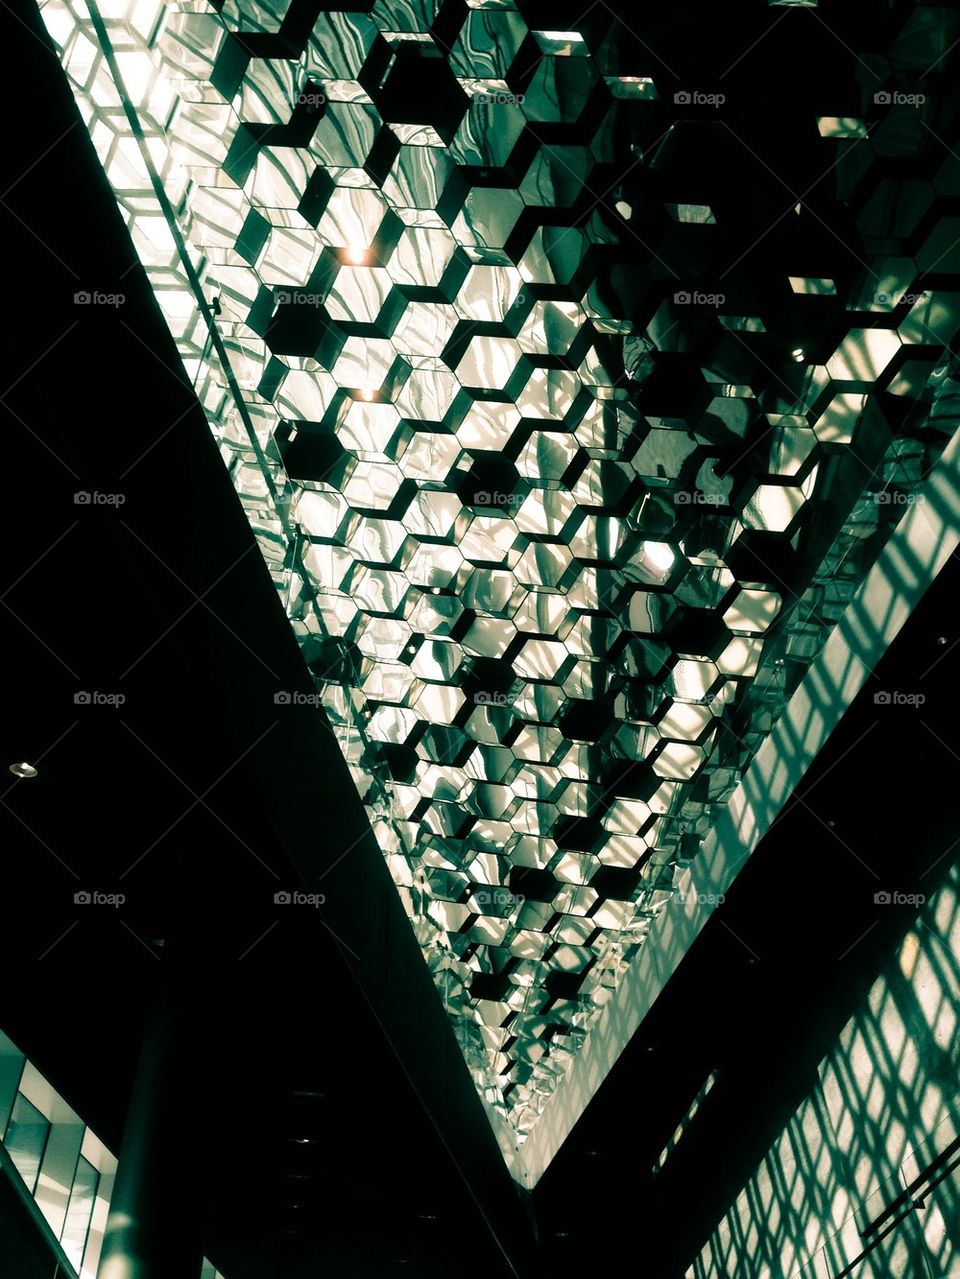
(3, 1093, 50, 1194)
(60, 1155, 99, 1273)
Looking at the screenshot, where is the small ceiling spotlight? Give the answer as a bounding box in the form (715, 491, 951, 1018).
(344, 245, 368, 265)
(791, 347, 805, 363)
(9, 762, 38, 779)
(614, 199, 633, 220)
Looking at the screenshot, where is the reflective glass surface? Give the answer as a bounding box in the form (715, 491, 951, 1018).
(37, 0, 954, 1153)
(4, 1092, 50, 1195)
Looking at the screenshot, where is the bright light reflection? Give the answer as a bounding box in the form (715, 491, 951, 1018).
(643, 541, 676, 573)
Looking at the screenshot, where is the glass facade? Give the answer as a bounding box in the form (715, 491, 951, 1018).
(59, 1155, 99, 1275)
(35, 0, 960, 1168)
(0, 1029, 228, 1279)
(689, 863, 960, 1279)
(4, 1093, 50, 1196)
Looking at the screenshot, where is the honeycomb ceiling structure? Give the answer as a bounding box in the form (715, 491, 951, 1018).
(40, 0, 960, 1177)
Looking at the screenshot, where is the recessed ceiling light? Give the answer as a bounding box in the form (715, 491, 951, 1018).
(9, 762, 38, 779)
(791, 347, 805, 363)
(345, 245, 367, 265)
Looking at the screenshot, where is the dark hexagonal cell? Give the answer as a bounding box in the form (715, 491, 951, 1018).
(462, 657, 518, 704)
(543, 969, 589, 1000)
(589, 866, 642, 901)
(558, 698, 617, 742)
(666, 607, 731, 660)
(726, 529, 798, 596)
(596, 757, 662, 803)
(266, 300, 343, 362)
(552, 814, 606, 853)
(374, 741, 419, 784)
(509, 866, 560, 903)
(454, 451, 523, 510)
(469, 970, 512, 1000)
(275, 420, 349, 485)
(374, 42, 469, 143)
(637, 355, 711, 418)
